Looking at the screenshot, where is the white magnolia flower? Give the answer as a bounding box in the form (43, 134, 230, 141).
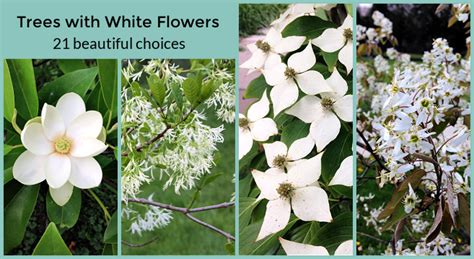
(239, 89, 278, 159)
(263, 43, 332, 115)
(286, 69, 353, 151)
(312, 15, 353, 73)
(240, 28, 305, 73)
(329, 156, 353, 187)
(280, 238, 353, 255)
(13, 92, 107, 206)
(252, 153, 332, 240)
(263, 137, 314, 172)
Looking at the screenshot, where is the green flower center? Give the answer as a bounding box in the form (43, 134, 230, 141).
(284, 67, 297, 79)
(277, 182, 295, 199)
(321, 97, 335, 111)
(54, 137, 72, 154)
(343, 28, 352, 41)
(421, 99, 430, 108)
(272, 154, 288, 169)
(410, 135, 419, 143)
(406, 197, 414, 204)
(256, 40, 271, 53)
(239, 118, 250, 128)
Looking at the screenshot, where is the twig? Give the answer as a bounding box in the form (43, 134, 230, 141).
(357, 128, 390, 172)
(122, 236, 160, 247)
(126, 198, 235, 240)
(357, 232, 386, 243)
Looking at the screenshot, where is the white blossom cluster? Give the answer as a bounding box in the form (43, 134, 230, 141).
(452, 4, 470, 23)
(123, 195, 173, 236)
(385, 233, 456, 256)
(357, 10, 393, 46)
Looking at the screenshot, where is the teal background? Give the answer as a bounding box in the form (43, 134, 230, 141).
(0, 0, 472, 258)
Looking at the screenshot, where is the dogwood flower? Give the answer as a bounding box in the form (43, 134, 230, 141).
(240, 28, 305, 73)
(312, 15, 353, 73)
(329, 156, 353, 187)
(263, 136, 314, 172)
(279, 238, 353, 255)
(239, 89, 278, 159)
(263, 43, 332, 115)
(252, 153, 332, 240)
(286, 69, 353, 151)
(13, 92, 107, 206)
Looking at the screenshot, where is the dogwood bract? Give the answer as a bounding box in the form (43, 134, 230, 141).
(279, 238, 353, 255)
(252, 153, 332, 240)
(263, 137, 314, 172)
(13, 92, 107, 206)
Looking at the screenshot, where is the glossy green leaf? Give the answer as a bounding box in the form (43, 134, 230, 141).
(104, 211, 118, 244)
(7, 59, 38, 120)
(46, 187, 81, 229)
(32, 223, 72, 255)
(147, 74, 166, 106)
(4, 167, 13, 185)
(243, 75, 268, 99)
(4, 185, 40, 253)
(322, 51, 339, 72)
(282, 16, 336, 38)
(4, 61, 15, 122)
(102, 244, 117, 255)
(38, 67, 98, 105)
(57, 59, 87, 73)
(289, 221, 319, 244)
(321, 126, 352, 183)
(200, 79, 219, 101)
(239, 197, 259, 230)
(98, 59, 117, 118)
(4, 144, 14, 156)
(182, 77, 200, 106)
(315, 212, 352, 254)
(280, 119, 310, 147)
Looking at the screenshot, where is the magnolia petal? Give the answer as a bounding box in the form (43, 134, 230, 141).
(288, 153, 323, 187)
(334, 95, 353, 122)
(256, 198, 291, 241)
(279, 237, 330, 255)
(263, 141, 288, 168)
(310, 112, 340, 152)
(41, 104, 66, 141)
(66, 111, 103, 139)
(247, 90, 270, 121)
(327, 69, 348, 97)
(270, 80, 299, 116)
(252, 168, 287, 201)
(287, 136, 314, 161)
(329, 156, 353, 187)
(338, 43, 353, 74)
(263, 63, 287, 86)
(56, 92, 86, 127)
(274, 36, 306, 54)
(45, 153, 71, 189)
(292, 186, 332, 222)
(13, 151, 47, 185)
(286, 95, 324, 123)
(287, 43, 316, 73)
(21, 122, 54, 155)
(335, 240, 354, 255)
(249, 118, 278, 141)
(49, 182, 74, 206)
(312, 28, 345, 53)
(295, 70, 332, 95)
(69, 157, 102, 189)
(239, 128, 253, 159)
(70, 137, 107, 158)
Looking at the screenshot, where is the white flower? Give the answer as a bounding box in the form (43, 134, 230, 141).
(252, 153, 332, 240)
(239, 89, 278, 159)
(329, 156, 353, 187)
(403, 183, 420, 213)
(286, 69, 353, 151)
(263, 43, 332, 115)
(240, 28, 305, 73)
(279, 238, 353, 255)
(13, 92, 107, 206)
(312, 15, 353, 73)
(263, 137, 314, 172)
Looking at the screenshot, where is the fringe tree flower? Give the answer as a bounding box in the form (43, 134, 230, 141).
(13, 93, 107, 206)
(279, 238, 353, 255)
(252, 153, 332, 240)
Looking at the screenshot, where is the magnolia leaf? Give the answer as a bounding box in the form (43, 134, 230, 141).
(7, 59, 38, 120)
(102, 244, 117, 255)
(4, 167, 13, 185)
(104, 211, 118, 244)
(97, 59, 118, 118)
(46, 188, 81, 229)
(32, 223, 72, 255)
(4, 61, 15, 122)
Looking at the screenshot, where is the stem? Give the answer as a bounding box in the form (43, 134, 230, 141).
(87, 189, 111, 222)
(357, 128, 390, 172)
(185, 213, 235, 241)
(107, 123, 118, 134)
(122, 236, 160, 247)
(11, 109, 22, 135)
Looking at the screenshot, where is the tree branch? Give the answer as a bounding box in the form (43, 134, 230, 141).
(122, 236, 160, 247)
(357, 128, 390, 172)
(126, 198, 235, 240)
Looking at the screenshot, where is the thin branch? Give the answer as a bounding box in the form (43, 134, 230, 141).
(136, 125, 171, 152)
(357, 128, 390, 172)
(357, 231, 386, 243)
(122, 236, 160, 247)
(126, 198, 235, 240)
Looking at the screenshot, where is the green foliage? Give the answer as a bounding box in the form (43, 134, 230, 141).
(7, 59, 38, 120)
(46, 188, 82, 229)
(32, 223, 71, 255)
(239, 4, 288, 37)
(4, 60, 15, 122)
(98, 59, 118, 120)
(282, 16, 336, 38)
(103, 211, 118, 244)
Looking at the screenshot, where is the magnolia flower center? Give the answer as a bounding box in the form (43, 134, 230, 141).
(272, 154, 288, 169)
(239, 117, 250, 129)
(321, 97, 335, 111)
(256, 40, 271, 53)
(54, 137, 72, 154)
(343, 28, 352, 41)
(284, 67, 297, 79)
(277, 182, 295, 199)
